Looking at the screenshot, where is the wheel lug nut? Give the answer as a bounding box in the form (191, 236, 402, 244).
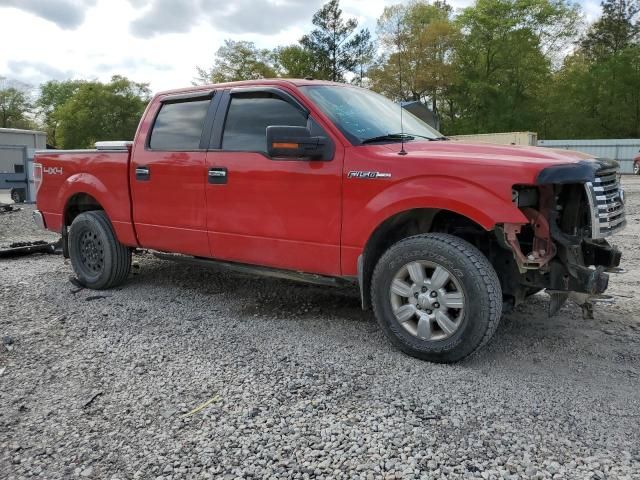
(430, 291, 437, 297)
(426, 309, 433, 315)
(433, 302, 440, 308)
(414, 293, 419, 298)
(416, 305, 421, 310)
(421, 287, 427, 293)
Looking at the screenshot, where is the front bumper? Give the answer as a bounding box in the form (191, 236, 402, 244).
(32, 210, 46, 230)
(547, 240, 621, 295)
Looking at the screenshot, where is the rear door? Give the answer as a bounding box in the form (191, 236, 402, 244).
(130, 91, 219, 256)
(204, 87, 343, 275)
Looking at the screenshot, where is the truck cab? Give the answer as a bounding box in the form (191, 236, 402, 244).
(33, 79, 626, 363)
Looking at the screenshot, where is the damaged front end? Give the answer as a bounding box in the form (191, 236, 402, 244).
(495, 159, 625, 317)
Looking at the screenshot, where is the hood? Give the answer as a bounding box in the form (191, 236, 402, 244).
(379, 139, 593, 168)
(346, 139, 620, 188)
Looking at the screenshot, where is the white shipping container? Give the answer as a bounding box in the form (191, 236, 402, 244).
(450, 132, 538, 146)
(0, 128, 47, 202)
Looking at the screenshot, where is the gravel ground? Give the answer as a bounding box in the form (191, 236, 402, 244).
(1, 178, 639, 480)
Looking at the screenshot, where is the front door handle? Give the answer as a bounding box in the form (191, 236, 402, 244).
(135, 166, 150, 181)
(208, 167, 227, 184)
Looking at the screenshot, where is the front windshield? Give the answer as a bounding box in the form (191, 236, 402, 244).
(300, 85, 443, 145)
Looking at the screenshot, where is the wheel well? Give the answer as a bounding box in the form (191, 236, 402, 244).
(64, 193, 104, 226)
(360, 209, 493, 309)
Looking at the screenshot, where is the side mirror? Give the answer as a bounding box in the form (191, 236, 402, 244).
(266, 126, 328, 160)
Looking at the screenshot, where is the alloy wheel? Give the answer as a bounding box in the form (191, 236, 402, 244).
(389, 260, 465, 341)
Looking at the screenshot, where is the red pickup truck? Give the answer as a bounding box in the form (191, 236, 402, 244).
(33, 79, 626, 362)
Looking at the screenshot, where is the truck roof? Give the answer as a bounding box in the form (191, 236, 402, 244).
(154, 78, 346, 97)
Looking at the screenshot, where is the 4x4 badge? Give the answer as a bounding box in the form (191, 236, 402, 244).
(43, 166, 63, 175)
(347, 171, 392, 179)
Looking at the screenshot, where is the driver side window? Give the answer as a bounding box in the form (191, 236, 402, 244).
(222, 94, 307, 152)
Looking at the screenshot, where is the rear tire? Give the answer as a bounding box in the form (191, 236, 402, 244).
(634, 161, 639, 175)
(69, 211, 131, 289)
(371, 233, 502, 363)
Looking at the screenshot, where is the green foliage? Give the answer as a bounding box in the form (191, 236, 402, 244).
(581, 0, 639, 58)
(300, 0, 374, 81)
(546, 0, 640, 140)
(443, 0, 579, 134)
(553, 48, 640, 139)
(56, 75, 150, 149)
(194, 40, 277, 84)
(36, 80, 84, 147)
(369, 1, 457, 109)
(0, 77, 34, 129)
(273, 45, 325, 78)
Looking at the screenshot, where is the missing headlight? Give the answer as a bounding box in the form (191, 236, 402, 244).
(512, 186, 539, 208)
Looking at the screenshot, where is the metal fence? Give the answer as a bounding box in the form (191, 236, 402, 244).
(537, 139, 640, 174)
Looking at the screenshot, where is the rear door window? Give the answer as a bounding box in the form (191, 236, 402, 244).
(149, 99, 210, 151)
(222, 94, 307, 152)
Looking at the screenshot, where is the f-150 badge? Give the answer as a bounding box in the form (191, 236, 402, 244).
(347, 171, 392, 179)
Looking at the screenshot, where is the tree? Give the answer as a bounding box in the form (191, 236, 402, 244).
(56, 75, 150, 149)
(195, 40, 277, 84)
(300, 0, 374, 81)
(445, 0, 579, 134)
(36, 80, 84, 147)
(581, 0, 639, 59)
(369, 1, 458, 111)
(542, 0, 640, 139)
(0, 77, 33, 129)
(272, 45, 327, 78)
(351, 28, 376, 86)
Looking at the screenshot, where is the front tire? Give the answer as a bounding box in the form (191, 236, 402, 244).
(634, 161, 639, 175)
(371, 233, 502, 363)
(69, 211, 131, 289)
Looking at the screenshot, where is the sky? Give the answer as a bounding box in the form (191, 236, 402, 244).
(0, 0, 602, 94)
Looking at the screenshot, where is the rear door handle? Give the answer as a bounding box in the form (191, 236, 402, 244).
(208, 167, 227, 184)
(135, 166, 150, 181)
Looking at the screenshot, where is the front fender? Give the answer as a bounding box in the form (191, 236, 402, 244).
(348, 175, 528, 248)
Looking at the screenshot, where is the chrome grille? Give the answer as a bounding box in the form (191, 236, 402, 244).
(585, 168, 626, 238)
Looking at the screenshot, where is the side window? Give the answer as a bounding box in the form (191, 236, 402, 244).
(149, 99, 210, 151)
(222, 94, 307, 152)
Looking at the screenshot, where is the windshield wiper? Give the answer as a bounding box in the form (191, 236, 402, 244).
(407, 133, 449, 141)
(360, 133, 447, 144)
(360, 133, 415, 144)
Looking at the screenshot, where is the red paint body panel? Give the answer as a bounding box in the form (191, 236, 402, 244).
(34, 79, 593, 279)
(35, 150, 138, 247)
(129, 97, 210, 257)
(205, 150, 343, 275)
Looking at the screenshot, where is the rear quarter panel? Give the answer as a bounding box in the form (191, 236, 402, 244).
(35, 150, 138, 246)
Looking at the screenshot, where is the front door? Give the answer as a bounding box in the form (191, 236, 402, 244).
(130, 92, 217, 256)
(205, 88, 343, 275)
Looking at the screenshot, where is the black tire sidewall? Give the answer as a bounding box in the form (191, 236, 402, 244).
(69, 213, 116, 289)
(372, 235, 497, 362)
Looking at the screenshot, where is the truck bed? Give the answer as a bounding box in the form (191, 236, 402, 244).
(34, 148, 138, 246)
